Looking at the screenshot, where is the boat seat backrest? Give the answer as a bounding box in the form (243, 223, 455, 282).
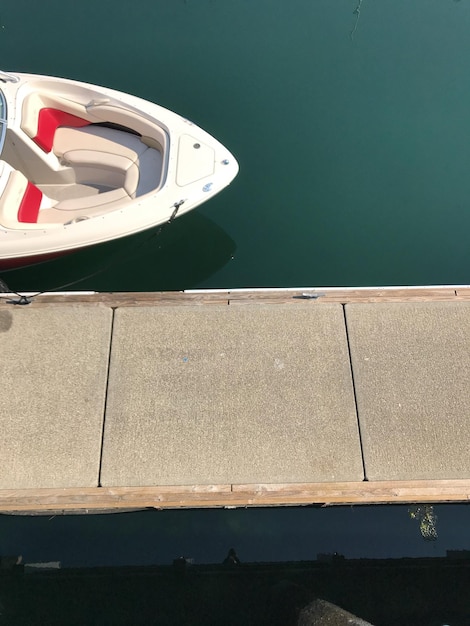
(53, 125, 147, 160)
(85, 104, 168, 154)
(0, 165, 46, 228)
(21, 92, 95, 151)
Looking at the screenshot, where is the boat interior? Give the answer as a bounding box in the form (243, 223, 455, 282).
(0, 83, 168, 229)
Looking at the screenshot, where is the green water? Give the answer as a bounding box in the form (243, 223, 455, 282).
(1, 0, 470, 291)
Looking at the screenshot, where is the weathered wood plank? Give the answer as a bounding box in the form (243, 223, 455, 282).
(232, 480, 470, 501)
(0, 291, 229, 307)
(228, 288, 464, 305)
(0, 480, 469, 512)
(0, 287, 466, 308)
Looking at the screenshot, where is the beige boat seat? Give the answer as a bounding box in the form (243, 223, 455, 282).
(53, 125, 163, 199)
(0, 163, 137, 227)
(12, 94, 165, 224)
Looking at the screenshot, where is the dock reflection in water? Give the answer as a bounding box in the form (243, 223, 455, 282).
(1, 504, 469, 568)
(1, 503, 470, 623)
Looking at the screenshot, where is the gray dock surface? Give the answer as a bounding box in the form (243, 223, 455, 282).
(1, 287, 470, 512)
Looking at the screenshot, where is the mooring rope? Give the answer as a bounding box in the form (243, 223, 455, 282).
(1, 200, 185, 305)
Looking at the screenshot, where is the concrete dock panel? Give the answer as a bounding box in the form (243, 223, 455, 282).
(0, 306, 112, 489)
(101, 304, 363, 486)
(346, 302, 470, 480)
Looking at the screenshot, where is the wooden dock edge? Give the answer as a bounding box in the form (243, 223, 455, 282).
(1, 480, 469, 514)
(2, 285, 470, 307)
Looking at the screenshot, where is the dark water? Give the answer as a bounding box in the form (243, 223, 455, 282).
(0, 0, 469, 586)
(2, 0, 470, 291)
(1, 504, 470, 569)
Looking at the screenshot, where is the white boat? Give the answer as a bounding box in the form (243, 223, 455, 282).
(0, 71, 238, 269)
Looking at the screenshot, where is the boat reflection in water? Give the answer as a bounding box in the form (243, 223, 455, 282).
(2, 209, 237, 293)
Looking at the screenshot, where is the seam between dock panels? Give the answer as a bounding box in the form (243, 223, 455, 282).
(97, 307, 116, 487)
(342, 304, 368, 481)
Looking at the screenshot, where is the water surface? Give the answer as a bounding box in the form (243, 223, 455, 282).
(0, 0, 469, 576)
(1, 0, 470, 291)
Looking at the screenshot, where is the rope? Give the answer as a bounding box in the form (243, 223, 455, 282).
(1, 200, 185, 305)
(350, 0, 364, 40)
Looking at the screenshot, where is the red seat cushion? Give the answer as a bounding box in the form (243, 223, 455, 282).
(33, 108, 90, 153)
(18, 182, 43, 223)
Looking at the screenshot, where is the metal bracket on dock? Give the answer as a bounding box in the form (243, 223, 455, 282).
(293, 293, 325, 300)
(7, 295, 32, 305)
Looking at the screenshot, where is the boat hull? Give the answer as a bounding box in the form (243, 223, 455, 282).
(0, 248, 75, 270)
(0, 72, 238, 267)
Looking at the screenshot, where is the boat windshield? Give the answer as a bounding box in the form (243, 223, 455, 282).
(0, 89, 6, 156)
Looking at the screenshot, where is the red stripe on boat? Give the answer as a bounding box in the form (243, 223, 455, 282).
(33, 108, 90, 153)
(18, 182, 43, 223)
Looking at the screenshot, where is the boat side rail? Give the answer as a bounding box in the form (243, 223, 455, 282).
(0, 90, 7, 157)
(0, 160, 13, 198)
(0, 71, 19, 83)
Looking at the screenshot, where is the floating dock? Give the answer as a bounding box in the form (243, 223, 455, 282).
(1, 286, 470, 513)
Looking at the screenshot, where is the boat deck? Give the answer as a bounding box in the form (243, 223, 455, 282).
(1, 286, 470, 513)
